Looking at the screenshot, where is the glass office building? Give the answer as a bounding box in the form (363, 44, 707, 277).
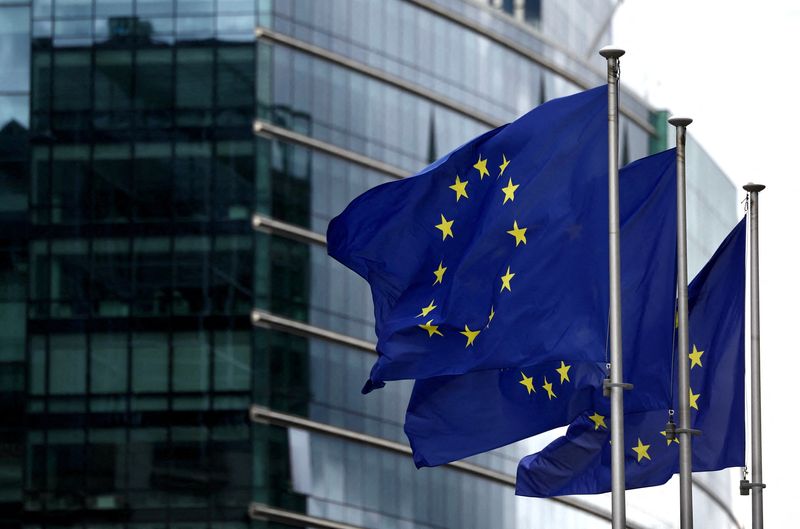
(0, 1, 740, 528)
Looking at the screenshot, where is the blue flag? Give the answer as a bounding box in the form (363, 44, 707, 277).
(329, 87, 615, 392)
(405, 149, 678, 467)
(515, 218, 746, 497)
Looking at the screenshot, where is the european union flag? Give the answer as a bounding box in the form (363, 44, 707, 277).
(329, 87, 615, 392)
(405, 149, 678, 467)
(516, 218, 746, 497)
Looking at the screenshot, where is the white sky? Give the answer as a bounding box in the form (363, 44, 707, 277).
(611, 1, 800, 527)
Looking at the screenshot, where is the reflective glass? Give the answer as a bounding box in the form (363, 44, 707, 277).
(0, 8, 30, 92)
(53, 52, 91, 111)
(134, 49, 173, 126)
(135, 0, 173, 16)
(132, 143, 171, 222)
(176, 48, 213, 126)
(213, 331, 251, 391)
(90, 333, 128, 393)
(172, 333, 210, 391)
(177, 0, 214, 16)
(94, 50, 133, 117)
(0, 95, 28, 129)
(51, 145, 89, 224)
(33, 0, 53, 18)
(173, 142, 211, 220)
(92, 144, 132, 222)
(54, 0, 91, 18)
(216, 47, 254, 125)
(176, 15, 214, 39)
(131, 333, 168, 392)
(49, 334, 87, 395)
(92, 238, 132, 316)
(96, 0, 134, 17)
(177, 48, 213, 108)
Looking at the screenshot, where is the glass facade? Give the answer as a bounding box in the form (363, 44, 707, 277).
(12, 1, 258, 527)
(0, 1, 739, 529)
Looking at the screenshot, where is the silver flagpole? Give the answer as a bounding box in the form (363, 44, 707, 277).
(669, 116, 695, 529)
(744, 182, 766, 529)
(599, 46, 628, 529)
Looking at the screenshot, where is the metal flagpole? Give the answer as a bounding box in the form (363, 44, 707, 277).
(743, 182, 766, 529)
(669, 116, 696, 529)
(599, 46, 628, 529)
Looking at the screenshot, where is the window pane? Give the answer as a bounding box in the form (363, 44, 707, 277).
(92, 238, 131, 317)
(95, 0, 133, 17)
(54, 0, 91, 17)
(95, 50, 133, 117)
(176, 48, 213, 108)
(52, 145, 90, 223)
(0, 7, 30, 92)
(214, 331, 250, 391)
(173, 142, 211, 221)
(216, 46, 254, 125)
(133, 143, 171, 222)
(50, 239, 90, 317)
(214, 140, 253, 221)
(135, 49, 173, 127)
(53, 52, 91, 111)
(31, 52, 51, 118)
(93, 144, 132, 222)
(132, 332, 168, 392)
(49, 334, 87, 395)
(132, 237, 170, 317)
(91, 333, 128, 393)
(173, 331, 210, 392)
(29, 336, 46, 396)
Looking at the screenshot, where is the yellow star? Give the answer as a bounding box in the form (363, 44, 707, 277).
(432, 261, 447, 285)
(501, 178, 519, 204)
(473, 155, 490, 180)
(499, 154, 510, 176)
(632, 438, 651, 462)
(519, 372, 536, 395)
(435, 214, 454, 240)
(675, 310, 679, 329)
(689, 387, 700, 410)
(500, 266, 515, 292)
(506, 220, 527, 246)
(689, 344, 704, 369)
(449, 175, 469, 201)
(542, 377, 556, 400)
(556, 361, 571, 384)
(488, 305, 495, 323)
(460, 324, 480, 347)
(660, 430, 680, 446)
(588, 412, 607, 430)
(418, 320, 443, 337)
(417, 300, 436, 318)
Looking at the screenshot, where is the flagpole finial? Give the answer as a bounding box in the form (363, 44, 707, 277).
(599, 46, 625, 59)
(743, 183, 766, 193)
(668, 117, 693, 128)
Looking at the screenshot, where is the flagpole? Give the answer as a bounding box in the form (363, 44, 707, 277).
(599, 45, 628, 529)
(744, 182, 766, 529)
(669, 116, 696, 529)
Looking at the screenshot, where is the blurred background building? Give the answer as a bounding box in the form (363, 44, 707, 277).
(0, 1, 740, 528)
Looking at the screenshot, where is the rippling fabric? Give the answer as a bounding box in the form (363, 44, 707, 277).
(516, 219, 746, 497)
(329, 87, 619, 392)
(405, 150, 678, 467)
